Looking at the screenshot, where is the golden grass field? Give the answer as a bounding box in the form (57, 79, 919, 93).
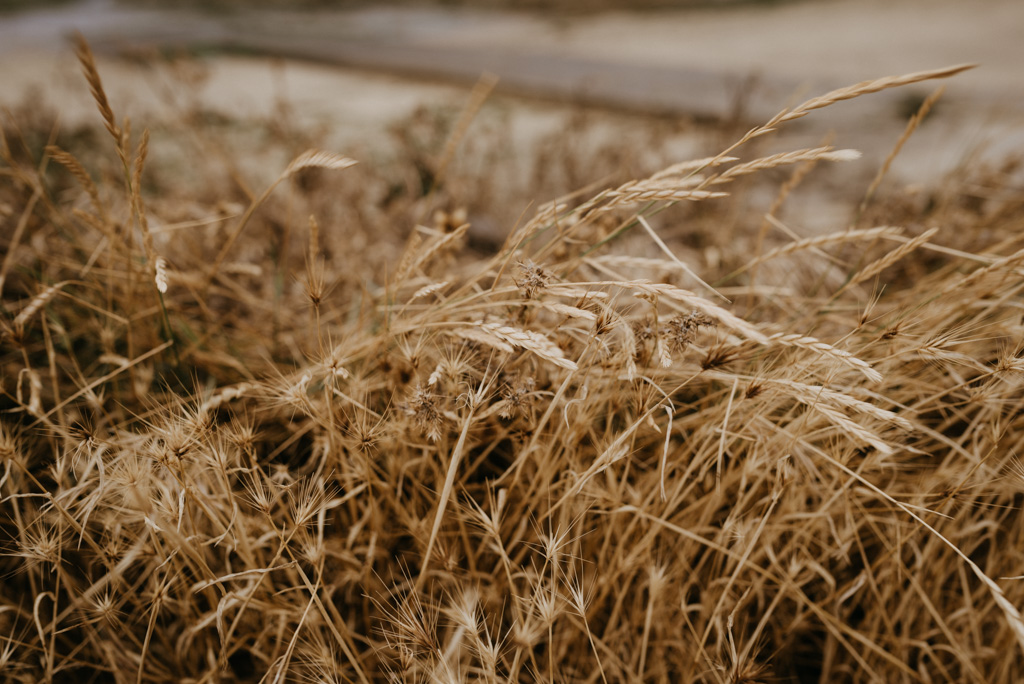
(2, 36, 1024, 683)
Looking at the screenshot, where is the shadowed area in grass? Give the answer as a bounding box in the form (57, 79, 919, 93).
(1, 24, 1024, 684)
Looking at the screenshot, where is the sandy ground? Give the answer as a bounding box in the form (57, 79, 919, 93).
(432, 0, 1024, 106)
(0, 50, 471, 143)
(5, 0, 1021, 113)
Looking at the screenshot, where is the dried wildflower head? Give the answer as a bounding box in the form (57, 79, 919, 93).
(180, 401, 213, 437)
(67, 419, 101, 459)
(631, 317, 657, 343)
(314, 345, 351, 384)
(17, 519, 65, 571)
(348, 412, 384, 455)
(110, 451, 154, 514)
(744, 382, 764, 400)
(150, 415, 200, 467)
(467, 487, 506, 545)
(431, 538, 461, 575)
(290, 476, 334, 527)
(533, 589, 561, 628)
(429, 342, 478, 388)
(593, 309, 614, 336)
(995, 344, 1024, 375)
(89, 589, 121, 626)
(295, 528, 326, 566)
(302, 256, 332, 309)
(701, 343, 738, 370)
(445, 587, 480, 633)
(405, 384, 444, 442)
(380, 589, 441, 666)
(225, 412, 260, 454)
(0, 425, 26, 472)
(271, 371, 315, 415)
(293, 631, 342, 684)
(515, 259, 551, 299)
(242, 470, 277, 515)
(566, 573, 594, 618)
(499, 376, 536, 419)
(663, 310, 717, 352)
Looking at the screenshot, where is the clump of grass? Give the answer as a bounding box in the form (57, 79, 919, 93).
(2, 42, 1024, 684)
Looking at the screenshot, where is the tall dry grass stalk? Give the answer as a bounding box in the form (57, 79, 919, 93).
(1, 44, 1023, 684)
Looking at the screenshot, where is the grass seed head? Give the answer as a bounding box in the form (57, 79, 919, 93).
(0, 50, 1020, 684)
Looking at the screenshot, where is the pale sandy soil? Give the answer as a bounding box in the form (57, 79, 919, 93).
(0, 50, 470, 144)
(432, 0, 1024, 108)
(0, 50, 669, 188)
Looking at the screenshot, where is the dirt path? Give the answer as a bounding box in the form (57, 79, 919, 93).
(3, 0, 1022, 118)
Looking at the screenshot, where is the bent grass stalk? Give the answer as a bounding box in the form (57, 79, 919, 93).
(3, 49, 1022, 683)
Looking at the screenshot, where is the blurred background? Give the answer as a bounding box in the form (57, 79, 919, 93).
(1, 0, 1022, 245)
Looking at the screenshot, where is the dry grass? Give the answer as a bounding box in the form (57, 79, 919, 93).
(2, 42, 1024, 683)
